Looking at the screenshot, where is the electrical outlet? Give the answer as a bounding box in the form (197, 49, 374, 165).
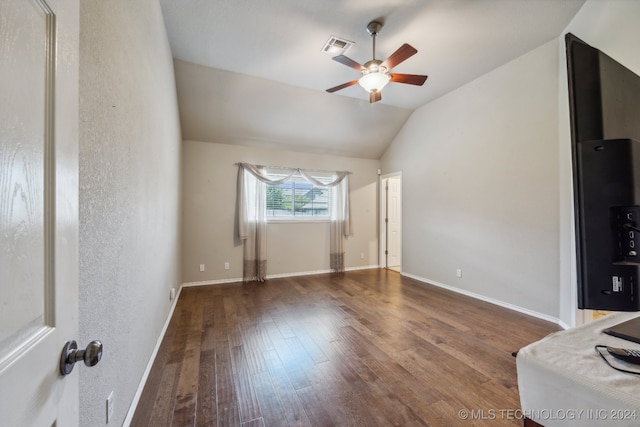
(199, 264, 205, 272)
(224, 262, 230, 270)
(169, 288, 176, 301)
(106, 391, 114, 424)
(456, 269, 462, 278)
(360, 252, 365, 259)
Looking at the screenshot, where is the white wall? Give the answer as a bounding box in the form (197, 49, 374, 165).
(558, 0, 640, 326)
(79, 1, 182, 425)
(181, 141, 379, 283)
(381, 39, 561, 320)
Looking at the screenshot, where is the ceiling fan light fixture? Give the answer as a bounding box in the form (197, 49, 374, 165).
(358, 71, 390, 93)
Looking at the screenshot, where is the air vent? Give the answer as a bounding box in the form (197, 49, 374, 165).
(322, 36, 354, 55)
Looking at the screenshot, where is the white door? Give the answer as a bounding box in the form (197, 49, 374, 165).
(0, 0, 79, 426)
(387, 177, 402, 269)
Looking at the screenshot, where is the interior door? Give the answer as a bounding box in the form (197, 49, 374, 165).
(387, 177, 402, 269)
(0, 0, 79, 426)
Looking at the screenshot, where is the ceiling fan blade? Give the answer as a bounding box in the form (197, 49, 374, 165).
(381, 43, 418, 70)
(332, 55, 364, 71)
(326, 80, 359, 93)
(369, 91, 382, 103)
(390, 73, 428, 86)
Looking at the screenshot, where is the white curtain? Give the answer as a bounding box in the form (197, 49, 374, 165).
(329, 173, 351, 272)
(236, 163, 351, 279)
(237, 164, 267, 281)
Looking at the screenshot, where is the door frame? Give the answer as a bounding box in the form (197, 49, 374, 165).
(379, 171, 402, 270)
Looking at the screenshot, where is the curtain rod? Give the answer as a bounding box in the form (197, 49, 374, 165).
(234, 162, 351, 175)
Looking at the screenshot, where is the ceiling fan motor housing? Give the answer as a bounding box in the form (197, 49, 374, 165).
(366, 21, 383, 36)
(363, 59, 386, 74)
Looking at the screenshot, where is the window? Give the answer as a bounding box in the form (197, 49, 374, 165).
(265, 171, 331, 219)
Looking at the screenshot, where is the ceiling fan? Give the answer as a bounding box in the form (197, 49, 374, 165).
(326, 20, 428, 103)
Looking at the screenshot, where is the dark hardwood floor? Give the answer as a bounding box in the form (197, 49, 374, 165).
(131, 269, 560, 427)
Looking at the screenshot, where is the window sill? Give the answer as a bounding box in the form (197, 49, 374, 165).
(267, 218, 330, 224)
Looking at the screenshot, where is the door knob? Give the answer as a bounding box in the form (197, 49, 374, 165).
(59, 340, 103, 376)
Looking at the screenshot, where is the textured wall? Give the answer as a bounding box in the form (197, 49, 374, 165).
(181, 141, 379, 283)
(381, 39, 561, 319)
(78, 1, 181, 425)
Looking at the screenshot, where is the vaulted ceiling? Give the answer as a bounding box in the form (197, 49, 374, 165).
(159, 0, 585, 159)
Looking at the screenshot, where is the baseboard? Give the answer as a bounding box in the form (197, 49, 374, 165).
(266, 264, 380, 279)
(401, 272, 566, 329)
(182, 277, 243, 287)
(122, 285, 184, 426)
(557, 318, 571, 330)
(181, 264, 380, 287)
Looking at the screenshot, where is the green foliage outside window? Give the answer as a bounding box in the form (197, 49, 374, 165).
(266, 176, 329, 218)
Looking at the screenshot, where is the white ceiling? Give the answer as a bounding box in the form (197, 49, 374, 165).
(160, 0, 585, 159)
